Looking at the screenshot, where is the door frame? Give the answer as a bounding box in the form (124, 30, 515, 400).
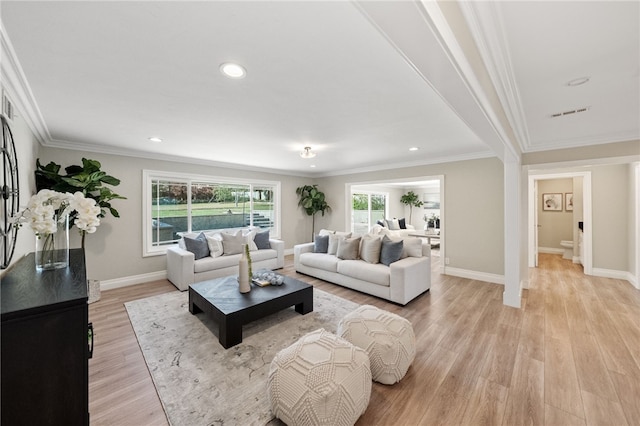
(528, 171, 592, 275)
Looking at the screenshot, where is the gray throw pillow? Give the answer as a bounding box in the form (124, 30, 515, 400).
(254, 230, 271, 250)
(221, 230, 245, 255)
(327, 234, 347, 255)
(314, 234, 329, 253)
(337, 237, 361, 260)
(380, 235, 403, 266)
(183, 232, 210, 260)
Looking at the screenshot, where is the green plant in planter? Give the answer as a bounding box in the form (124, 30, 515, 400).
(296, 184, 331, 241)
(35, 158, 126, 247)
(400, 191, 423, 223)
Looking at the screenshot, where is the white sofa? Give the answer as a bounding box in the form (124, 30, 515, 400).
(166, 230, 284, 291)
(294, 235, 430, 305)
(371, 223, 417, 238)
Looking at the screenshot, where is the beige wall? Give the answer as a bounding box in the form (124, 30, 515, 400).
(537, 178, 573, 249)
(317, 157, 505, 276)
(38, 147, 313, 281)
(592, 164, 630, 272)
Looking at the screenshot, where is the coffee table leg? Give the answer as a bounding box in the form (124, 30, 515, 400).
(189, 291, 202, 314)
(219, 317, 243, 349)
(295, 289, 314, 315)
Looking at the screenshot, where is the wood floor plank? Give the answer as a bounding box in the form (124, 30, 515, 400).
(581, 390, 628, 426)
(544, 337, 585, 419)
(544, 404, 586, 426)
(570, 332, 618, 401)
(459, 376, 508, 426)
(479, 323, 520, 387)
(502, 346, 545, 426)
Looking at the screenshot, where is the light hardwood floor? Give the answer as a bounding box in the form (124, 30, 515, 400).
(88, 253, 640, 425)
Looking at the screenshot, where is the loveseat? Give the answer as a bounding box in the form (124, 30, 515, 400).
(294, 230, 430, 305)
(166, 228, 284, 291)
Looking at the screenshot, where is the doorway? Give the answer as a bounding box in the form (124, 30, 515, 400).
(528, 171, 592, 276)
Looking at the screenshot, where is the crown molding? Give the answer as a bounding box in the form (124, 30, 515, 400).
(0, 22, 51, 144)
(524, 130, 640, 153)
(458, 1, 531, 151)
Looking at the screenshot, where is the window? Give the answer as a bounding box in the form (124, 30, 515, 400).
(351, 192, 387, 234)
(143, 170, 280, 256)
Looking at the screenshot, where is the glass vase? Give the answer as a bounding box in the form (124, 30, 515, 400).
(35, 214, 69, 271)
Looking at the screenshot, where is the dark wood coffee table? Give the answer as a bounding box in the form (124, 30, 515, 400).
(188, 274, 313, 349)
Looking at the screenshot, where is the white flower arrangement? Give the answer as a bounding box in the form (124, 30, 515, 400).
(17, 189, 101, 237)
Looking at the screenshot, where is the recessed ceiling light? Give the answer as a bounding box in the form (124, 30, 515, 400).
(566, 76, 590, 87)
(220, 62, 246, 79)
(310, 165, 316, 168)
(148, 137, 162, 143)
(409, 147, 419, 151)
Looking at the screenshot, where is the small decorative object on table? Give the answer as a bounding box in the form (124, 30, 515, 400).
(238, 244, 251, 293)
(252, 269, 285, 286)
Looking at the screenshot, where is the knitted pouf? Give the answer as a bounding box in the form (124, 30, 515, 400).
(267, 328, 372, 426)
(338, 305, 416, 385)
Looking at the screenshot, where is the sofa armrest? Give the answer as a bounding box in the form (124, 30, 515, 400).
(166, 246, 195, 291)
(269, 238, 285, 269)
(389, 256, 431, 305)
(294, 243, 315, 270)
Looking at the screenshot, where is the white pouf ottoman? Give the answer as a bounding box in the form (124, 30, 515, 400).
(267, 328, 372, 426)
(338, 305, 416, 385)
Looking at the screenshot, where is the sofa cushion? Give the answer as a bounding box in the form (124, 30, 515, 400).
(254, 230, 271, 250)
(184, 232, 210, 260)
(337, 237, 361, 260)
(242, 229, 259, 251)
(380, 235, 403, 266)
(360, 235, 382, 264)
(221, 230, 245, 255)
(314, 235, 329, 253)
(194, 253, 241, 272)
(337, 260, 390, 287)
(299, 252, 340, 272)
(402, 237, 423, 258)
(328, 234, 349, 255)
(205, 233, 224, 257)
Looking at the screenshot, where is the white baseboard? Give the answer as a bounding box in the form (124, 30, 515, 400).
(284, 248, 294, 256)
(538, 247, 564, 254)
(443, 266, 504, 285)
(100, 271, 168, 291)
(591, 267, 635, 284)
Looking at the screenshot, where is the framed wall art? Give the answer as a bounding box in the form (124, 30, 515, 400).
(542, 193, 562, 211)
(565, 193, 573, 211)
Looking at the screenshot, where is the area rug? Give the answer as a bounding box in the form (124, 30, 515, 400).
(125, 288, 359, 426)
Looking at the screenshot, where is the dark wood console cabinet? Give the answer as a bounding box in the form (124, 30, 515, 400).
(1, 249, 90, 425)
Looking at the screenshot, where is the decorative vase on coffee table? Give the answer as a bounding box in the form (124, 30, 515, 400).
(238, 244, 251, 293)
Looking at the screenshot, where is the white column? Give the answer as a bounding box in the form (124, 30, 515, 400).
(503, 150, 522, 307)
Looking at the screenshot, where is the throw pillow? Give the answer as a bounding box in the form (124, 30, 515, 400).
(318, 229, 334, 236)
(402, 237, 423, 258)
(334, 231, 352, 237)
(328, 234, 347, 255)
(385, 219, 400, 230)
(184, 232, 210, 260)
(254, 230, 271, 250)
(376, 219, 386, 227)
(398, 218, 407, 229)
(205, 233, 224, 257)
(360, 234, 382, 264)
(242, 228, 259, 251)
(337, 237, 361, 260)
(221, 230, 245, 255)
(380, 235, 403, 266)
(314, 234, 329, 253)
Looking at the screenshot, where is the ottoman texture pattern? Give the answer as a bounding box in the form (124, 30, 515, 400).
(267, 328, 372, 425)
(338, 305, 416, 385)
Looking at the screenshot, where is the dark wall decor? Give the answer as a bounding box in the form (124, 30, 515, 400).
(1, 114, 19, 269)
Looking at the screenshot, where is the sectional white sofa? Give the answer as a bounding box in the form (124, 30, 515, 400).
(294, 232, 431, 305)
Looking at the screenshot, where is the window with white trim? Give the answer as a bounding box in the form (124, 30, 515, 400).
(351, 191, 387, 234)
(143, 170, 280, 256)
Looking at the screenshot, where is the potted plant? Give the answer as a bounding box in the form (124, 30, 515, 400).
(296, 185, 331, 241)
(35, 158, 126, 248)
(400, 191, 423, 223)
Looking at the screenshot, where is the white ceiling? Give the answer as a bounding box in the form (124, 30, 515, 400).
(1, 1, 638, 176)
